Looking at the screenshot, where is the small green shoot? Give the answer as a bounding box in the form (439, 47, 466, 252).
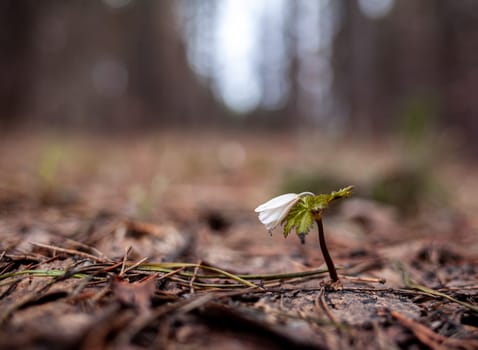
(255, 186, 353, 284)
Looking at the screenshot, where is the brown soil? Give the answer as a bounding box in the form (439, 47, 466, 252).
(1, 131, 477, 349)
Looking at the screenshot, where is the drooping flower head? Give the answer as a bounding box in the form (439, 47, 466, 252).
(255, 186, 354, 240)
(254, 192, 314, 233)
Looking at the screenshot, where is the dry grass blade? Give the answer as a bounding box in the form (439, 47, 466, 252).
(189, 260, 202, 294)
(119, 246, 132, 276)
(0, 260, 343, 292)
(30, 242, 109, 263)
(156, 266, 186, 281)
(400, 264, 478, 313)
(339, 275, 386, 284)
(0, 269, 88, 284)
(122, 257, 149, 275)
(409, 283, 478, 313)
(137, 263, 329, 280)
(137, 262, 259, 288)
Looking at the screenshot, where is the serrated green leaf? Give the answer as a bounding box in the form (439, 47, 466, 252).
(296, 210, 313, 235)
(330, 185, 354, 200)
(281, 198, 313, 238)
(283, 215, 295, 237)
(310, 194, 331, 211)
(278, 186, 354, 241)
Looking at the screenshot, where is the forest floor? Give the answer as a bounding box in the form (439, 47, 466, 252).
(0, 130, 477, 349)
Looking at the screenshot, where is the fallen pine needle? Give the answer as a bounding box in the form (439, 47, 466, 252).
(30, 242, 109, 263)
(391, 310, 478, 350)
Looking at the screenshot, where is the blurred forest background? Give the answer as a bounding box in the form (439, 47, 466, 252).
(1, 0, 478, 149)
(1, 3, 478, 348)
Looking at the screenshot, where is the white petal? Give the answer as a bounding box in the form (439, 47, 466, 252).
(258, 198, 302, 231)
(275, 199, 300, 223)
(254, 193, 298, 212)
(258, 207, 282, 225)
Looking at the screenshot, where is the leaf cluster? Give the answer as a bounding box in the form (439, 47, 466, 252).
(282, 186, 353, 239)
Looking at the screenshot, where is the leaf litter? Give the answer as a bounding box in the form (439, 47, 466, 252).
(0, 132, 477, 349)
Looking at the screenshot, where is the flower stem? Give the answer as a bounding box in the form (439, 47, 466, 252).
(316, 218, 339, 282)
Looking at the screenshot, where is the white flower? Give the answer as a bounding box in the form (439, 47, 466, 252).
(254, 192, 314, 232)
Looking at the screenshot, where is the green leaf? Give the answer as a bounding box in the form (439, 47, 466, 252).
(330, 186, 354, 201)
(282, 198, 314, 238)
(283, 214, 295, 237)
(296, 209, 313, 234)
(280, 186, 354, 241)
(309, 194, 331, 212)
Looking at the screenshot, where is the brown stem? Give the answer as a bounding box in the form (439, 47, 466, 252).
(316, 218, 339, 282)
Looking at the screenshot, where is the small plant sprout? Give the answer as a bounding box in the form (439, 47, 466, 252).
(255, 186, 354, 284)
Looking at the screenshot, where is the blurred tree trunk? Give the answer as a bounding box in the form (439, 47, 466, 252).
(0, 1, 35, 129)
(128, 1, 215, 125)
(0, 0, 219, 131)
(283, 1, 300, 126)
(437, 0, 478, 150)
(331, 0, 478, 149)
